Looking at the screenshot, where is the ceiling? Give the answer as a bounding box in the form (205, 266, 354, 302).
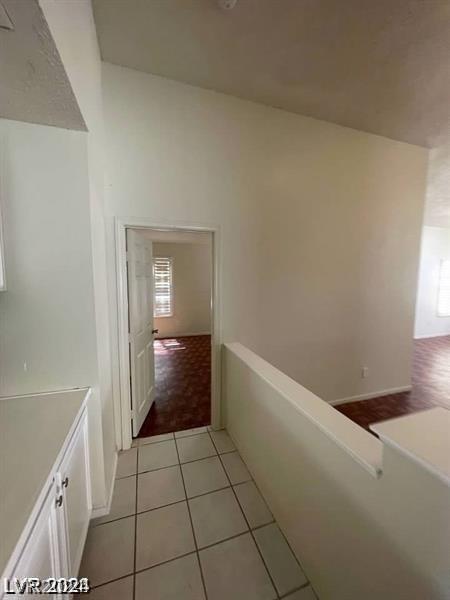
(93, 0, 449, 148)
(0, 0, 85, 131)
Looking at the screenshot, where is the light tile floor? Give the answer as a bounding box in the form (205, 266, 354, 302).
(80, 427, 318, 600)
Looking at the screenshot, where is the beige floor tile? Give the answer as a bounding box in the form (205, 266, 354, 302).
(135, 553, 205, 600)
(137, 465, 185, 512)
(176, 433, 217, 463)
(253, 523, 308, 596)
(92, 476, 136, 526)
(79, 517, 135, 587)
(88, 577, 133, 600)
(138, 439, 179, 472)
(175, 427, 208, 438)
(181, 456, 229, 498)
(234, 481, 273, 529)
(116, 448, 138, 479)
(189, 488, 248, 548)
(139, 432, 174, 446)
(284, 586, 317, 599)
(136, 502, 195, 570)
(199, 533, 276, 600)
(220, 452, 252, 484)
(209, 430, 236, 454)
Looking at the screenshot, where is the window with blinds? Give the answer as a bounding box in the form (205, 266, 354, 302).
(153, 257, 173, 317)
(437, 259, 450, 317)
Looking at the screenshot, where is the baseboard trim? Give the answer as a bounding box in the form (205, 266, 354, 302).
(414, 333, 450, 339)
(90, 450, 117, 519)
(330, 385, 412, 406)
(156, 331, 211, 339)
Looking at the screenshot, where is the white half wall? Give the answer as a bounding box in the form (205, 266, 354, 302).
(415, 226, 450, 338)
(153, 241, 212, 338)
(102, 63, 428, 405)
(224, 343, 450, 600)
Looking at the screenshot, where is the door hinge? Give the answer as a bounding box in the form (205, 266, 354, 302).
(130, 409, 134, 419)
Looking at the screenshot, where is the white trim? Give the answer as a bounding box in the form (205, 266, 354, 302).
(90, 450, 117, 519)
(329, 385, 412, 406)
(414, 333, 450, 339)
(114, 217, 222, 451)
(0, 127, 7, 291)
(155, 331, 212, 339)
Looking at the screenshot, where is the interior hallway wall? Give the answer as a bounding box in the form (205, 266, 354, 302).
(0, 119, 97, 396)
(153, 241, 212, 338)
(415, 226, 450, 338)
(102, 63, 428, 405)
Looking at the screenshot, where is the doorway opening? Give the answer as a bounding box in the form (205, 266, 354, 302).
(115, 219, 220, 450)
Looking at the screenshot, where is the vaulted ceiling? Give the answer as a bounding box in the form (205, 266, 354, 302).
(93, 0, 449, 148)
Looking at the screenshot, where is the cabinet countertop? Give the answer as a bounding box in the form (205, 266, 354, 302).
(0, 388, 89, 576)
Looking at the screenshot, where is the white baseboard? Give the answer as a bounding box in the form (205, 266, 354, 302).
(330, 385, 412, 406)
(414, 333, 450, 339)
(90, 450, 117, 519)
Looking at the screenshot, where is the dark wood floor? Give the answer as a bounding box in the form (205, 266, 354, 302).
(336, 335, 450, 431)
(137, 335, 211, 438)
(137, 334, 449, 438)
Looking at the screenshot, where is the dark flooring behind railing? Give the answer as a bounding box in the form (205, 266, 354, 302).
(336, 335, 450, 432)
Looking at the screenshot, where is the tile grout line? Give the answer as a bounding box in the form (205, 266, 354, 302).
(92, 432, 314, 600)
(132, 452, 138, 600)
(246, 473, 311, 585)
(131, 447, 236, 479)
(210, 430, 316, 599)
(207, 430, 281, 600)
(90, 572, 135, 591)
(92, 480, 239, 528)
(279, 581, 313, 598)
(89, 495, 276, 533)
(174, 435, 209, 600)
(100, 430, 315, 598)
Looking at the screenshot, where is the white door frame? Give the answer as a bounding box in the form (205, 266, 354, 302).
(115, 216, 221, 450)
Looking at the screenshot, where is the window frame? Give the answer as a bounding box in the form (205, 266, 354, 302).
(153, 256, 174, 318)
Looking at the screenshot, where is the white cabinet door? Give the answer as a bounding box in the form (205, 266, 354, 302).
(9, 481, 66, 598)
(59, 411, 91, 576)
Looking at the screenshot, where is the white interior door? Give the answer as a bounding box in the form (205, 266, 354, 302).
(127, 229, 155, 437)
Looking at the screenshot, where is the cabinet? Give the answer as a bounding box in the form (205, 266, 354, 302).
(2, 404, 91, 598)
(9, 480, 67, 598)
(59, 413, 91, 576)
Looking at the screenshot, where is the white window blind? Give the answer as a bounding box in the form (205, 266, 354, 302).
(153, 257, 173, 317)
(437, 259, 450, 317)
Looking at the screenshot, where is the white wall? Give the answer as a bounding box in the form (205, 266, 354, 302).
(415, 226, 450, 338)
(153, 241, 211, 338)
(224, 343, 450, 600)
(424, 142, 450, 229)
(40, 0, 117, 507)
(102, 63, 428, 404)
(0, 119, 97, 394)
